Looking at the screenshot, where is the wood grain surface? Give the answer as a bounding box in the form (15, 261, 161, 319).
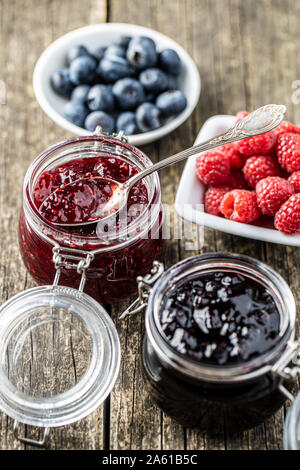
(0, 0, 299, 450)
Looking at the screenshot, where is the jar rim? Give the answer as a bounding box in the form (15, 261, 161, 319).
(23, 135, 161, 251)
(145, 252, 296, 384)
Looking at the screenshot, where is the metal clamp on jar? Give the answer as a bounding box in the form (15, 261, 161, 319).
(0, 128, 166, 447)
(121, 253, 300, 449)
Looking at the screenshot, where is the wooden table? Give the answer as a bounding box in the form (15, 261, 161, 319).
(0, 0, 299, 451)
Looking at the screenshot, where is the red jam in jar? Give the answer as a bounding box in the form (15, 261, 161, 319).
(19, 136, 165, 304)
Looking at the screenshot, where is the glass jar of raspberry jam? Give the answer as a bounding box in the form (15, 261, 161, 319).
(124, 253, 300, 438)
(18, 132, 165, 304)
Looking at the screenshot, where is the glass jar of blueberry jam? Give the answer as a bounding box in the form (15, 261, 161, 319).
(136, 253, 300, 434)
(18, 133, 165, 304)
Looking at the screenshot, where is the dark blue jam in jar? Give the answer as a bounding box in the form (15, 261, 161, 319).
(160, 271, 280, 366)
(142, 254, 296, 433)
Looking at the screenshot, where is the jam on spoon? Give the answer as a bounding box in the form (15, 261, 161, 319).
(160, 271, 281, 365)
(36, 156, 149, 235)
(40, 177, 120, 224)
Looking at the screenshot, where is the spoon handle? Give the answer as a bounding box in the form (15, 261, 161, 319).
(127, 104, 286, 189)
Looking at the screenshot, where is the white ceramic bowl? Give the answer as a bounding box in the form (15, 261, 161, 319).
(175, 114, 300, 246)
(33, 23, 201, 146)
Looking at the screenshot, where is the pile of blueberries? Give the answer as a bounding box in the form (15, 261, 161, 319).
(51, 35, 187, 135)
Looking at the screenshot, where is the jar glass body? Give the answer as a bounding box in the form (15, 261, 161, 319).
(284, 392, 300, 450)
(142, 253, 297, 433)
(18, 136, 165, 304)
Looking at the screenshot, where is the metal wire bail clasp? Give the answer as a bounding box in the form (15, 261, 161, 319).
(119, 261, 165, 319)
(271, 340, 300, 402)
(13, 421, 50, 448)
(52, 246, 94, 292)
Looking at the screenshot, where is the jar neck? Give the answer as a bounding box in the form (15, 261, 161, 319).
(145, 253, 296, 384)
(23, 135, 161, 251)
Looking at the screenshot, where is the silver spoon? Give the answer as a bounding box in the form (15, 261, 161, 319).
(40, 104, 286, 226)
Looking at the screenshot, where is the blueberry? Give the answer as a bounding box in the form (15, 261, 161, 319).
(158, 49, 182, 76)
(51, 68, 74, 97)
(115, 36, 131, 48)
(86, 84, 114, 112)
(139, 67, 168, 93)
(93, 46, 106, 61)
(156, 90, 187, 116)
(64, 101, 89, 127)
(97, 56, 134, 83)
(112, 78, 145, 110)
(127, 36, 157, 70)
(71, 85, 91, 104)
(104, 45, 126, 58)
(66, 45, 90, 65)
(84, 111, 114, 133)
(69, 56, 97, 85)
(167, 74, 178, 90)
(116, 112, 138, 135)
(136, 103, 162, 132)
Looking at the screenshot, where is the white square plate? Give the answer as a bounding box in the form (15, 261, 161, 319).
(174, 115, 300, 246)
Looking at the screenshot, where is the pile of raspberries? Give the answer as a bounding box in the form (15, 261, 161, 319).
(196, 111, 300, 235)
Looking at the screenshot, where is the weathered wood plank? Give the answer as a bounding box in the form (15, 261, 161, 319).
(0, 0, 108, 450)
(108, 0, 195, 451)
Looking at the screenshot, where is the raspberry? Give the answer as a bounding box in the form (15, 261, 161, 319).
(274, 120, 300, 138)
(242, 155, 281, 188)
(218, 143, 246, 169)
(256, 177, 294, 216)
(204, 185, 231, 216)
(227, 171, 248, 189)
(235, 131, 276, 156)
(220, 189, 260, 223)
(288, 171, 300, 193)
(236, 110, 249, 122)
(195, 151, 230, 185)
(274, 194, 300, 234)
(276, 133, 300, 172)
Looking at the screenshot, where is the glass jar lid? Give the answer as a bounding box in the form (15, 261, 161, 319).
(0, 285, 120, 428)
